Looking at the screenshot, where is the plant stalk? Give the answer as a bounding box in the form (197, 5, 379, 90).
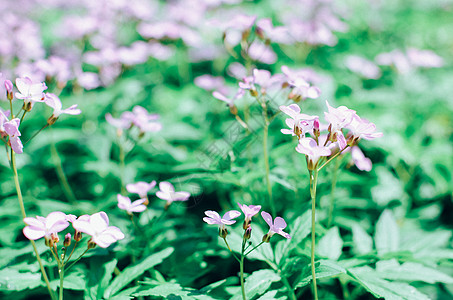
(262, 103, 275, 216)
(309, 169, 319, 300)
(240, 238, 246, 300)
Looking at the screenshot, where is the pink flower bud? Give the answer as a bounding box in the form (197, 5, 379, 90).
(64, 233, 71, 247)
(4, 80, 13, 100)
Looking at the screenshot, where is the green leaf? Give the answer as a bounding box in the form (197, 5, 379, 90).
(296, 260, 346, 288)
(317, 226, 343, 261)
(256, 290, 286, 299)
(0, 268, 42, 291)
(231, 269, 280, 300)
(375, 259, 453, 284)
(50, 269, 86, 291)
(375, 210, 399, 256)
(352, 224, 373, 255)
(275, 210, 311, 265)
(348, 266, 430, 300)
(134, 282, 217, 299)
(104, 247, 174, 298)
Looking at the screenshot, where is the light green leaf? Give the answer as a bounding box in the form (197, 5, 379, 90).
(0, 268, 42, 291)
(231, 269, 280, 300)
(375, 210, 399, 256)
(317, 226, 343, 261)
(50, 270, 86, 291)
(352, 224, 373, 255)
(134, 282, 217, 299)
(348, 266, 430, 300)
(296, 260, 346, 288)
(104, 247, 174, 298)
(375, 259, 453, 284)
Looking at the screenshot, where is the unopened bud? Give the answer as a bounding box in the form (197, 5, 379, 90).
(313, 119, 320, 138)
(219, 227, 228, 238)
(51, 233, 59, 244)
(64, 233, 71, 247)
(87, 239, 96, 249)
(4, 80, 13, 101)
(229, 105, 238, 115)
(244, 225, 252, 240)
(164, 201, 171, 210)
(23, 102, 33, 112)
(242, 29, 251, 41)
(249, 89, 258, 97)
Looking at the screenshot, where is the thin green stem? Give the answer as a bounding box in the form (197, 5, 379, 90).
(309, 169, 319, 300)
(281, 276, 297, 300)
(20, 110, 27, 124)
(222, 237, 240, 262)
(327, 157, 340, 228)
(317, 146, 349, 172)
(59, 264, 65, 300)
(240, 238, 246, 300)
(64, 240, 78, 264)
(244, 241, 264, 256)
(65, 248, 89, 272)
(11, 150, 57, 300)
(262, 102, 275, 216)
(119, 141, 126, 194)
(9, 99, 13, 118)
(24, 124, 49, 145)
(51, 142, 77, 204)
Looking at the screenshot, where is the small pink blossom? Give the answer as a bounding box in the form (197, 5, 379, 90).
(3, 118, 23, 154)
(156, 182, 190, 207)
(279, 104, 318, 138)
(261, 211, 291, 241)
(346, 114, 383, 143)
(194, 75, 226, 92)
(281, 66, 321, 100)
(350, 146, 372, 172)
(203, 210, 241, 230)
(117, 194, 147, 214)
(345, 55, 381, 79)
(23, 211, 69, 241)
(237, 203, 261, 229)
(15, 77, 47, 109)
(296, 138, 331, 170)
(324, 101, 356, 149)
(72, 212, 124, 248)
(247, 41, 277, 64)
(126, 181, 156, 198)
(44, 93, 81, 120)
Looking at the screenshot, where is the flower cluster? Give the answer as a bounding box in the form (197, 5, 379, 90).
(106, 105, 162, 135)
(117, 181, 191, 214)
(280, 101, 382, 171)
(23, 211, 124, 249)
(203, 203, 291, 242)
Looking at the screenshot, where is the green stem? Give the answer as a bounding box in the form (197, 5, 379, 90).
(24, 124, 49, 145)
(51, 142, 77, 204)
(119, 141, 126, 194)
(240, 238, 246, 300)
(222, 237, 240, 262)
(317, 146, 349, 172)
(65, 248, 89, 272)
(20, 110, 27, 124)
(9, 99, 14, 118)
(262, 103, 275, 216)
(327, 157, 340, 228)
(281, 276, 297, 300)
(309, 169, 319, 300)
(59, 264, 64, 300)
(11, 150, 57, 300)
(244, 241, 264, 256)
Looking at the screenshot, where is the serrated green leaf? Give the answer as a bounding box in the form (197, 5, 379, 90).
(348, 266, 430, 300)
(375, 259, 453, 284)
(231, 269, 280, 300)
(104, 247, 174, 298)
(296, 260, 346, 288)
(352, 224, 373, 255)
(317, 226, 343, 261)
(0, 268, 42, 291)
(375, 210, 399, 256)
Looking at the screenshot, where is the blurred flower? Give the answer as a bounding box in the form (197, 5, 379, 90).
(281, 66, 321, 100)
(280, 104, 318, 138)
(247, 41, 277, 64)
(346, 114, 383, 144)
(350, 146, 372, 172)
(406, 48, 444, 68)
(126, 180, 156, 198)
(44, 93, 81, 125)
(296, 137, 332, 170)
(237, 203, 261, 229)
(261, 211, 291, 242)
(156, 182, 190, 209)
(256, 18, 292, 44)
(3, 118, 23, 154)
(117, 194, 147, 214)
(23, 211, 69, 242)
(345, 55, 381, 79)
(15, 77, 47, 110)
(105, 113, 131, 129)
(72, 212, 124, 248)
(212, 89, 244, 113)
(194, 75, 226, 92)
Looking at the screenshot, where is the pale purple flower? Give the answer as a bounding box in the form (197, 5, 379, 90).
(281, 66, 321, 99)
(203, 210, 241, 230)
(346, 114, 383, 142)
(256, 18, 292, 44)
(261, 211, 291, 241)
(126, 180, 156, 198)
(296, 138, 332, 170)
(345, 55, 381, 79)
(156, 182, 191, 205)
(247, 41, 277, 64)
(194, 75, 226, 92)
(350, 146, 372, 172)
(0, 109, 10, 135)
(324, 101, 356, 149)
(375, 50, 412, 74)
(237, 203, 261, 229)
(239, 69, 280, 95)
(44, 93, 81, 119)
(23, 211, 69, 241)
(279, 104, 318, 138)
(406, 48, 444, 68)
(15, 77, 47, 109)
(117, 194, 147, 214)
(212, 89, 244, 108)
(3, 118, 23, 154)
(72, 212, 124, 248)
(4, 79, 13, 99)
(105, 113, 131, 129)
(128, 106, 162, 133)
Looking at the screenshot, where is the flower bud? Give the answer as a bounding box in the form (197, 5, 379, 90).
(249, 89, 258, 97)
(244, 225, 252, 240)
(74, 230, 82, 242)
(47, 115, 58, 126)
(219, 227, 228, 239)
(51, 233, 59, 244)
(313, 119, 320, 138)
(262, 233, 271, 243)
(23, 102, 33, 112)
(64, 233, 71, 247)
(4, 80, 13, 101)
(229, 105, 238, 115)
(87, 239, 97, 249)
